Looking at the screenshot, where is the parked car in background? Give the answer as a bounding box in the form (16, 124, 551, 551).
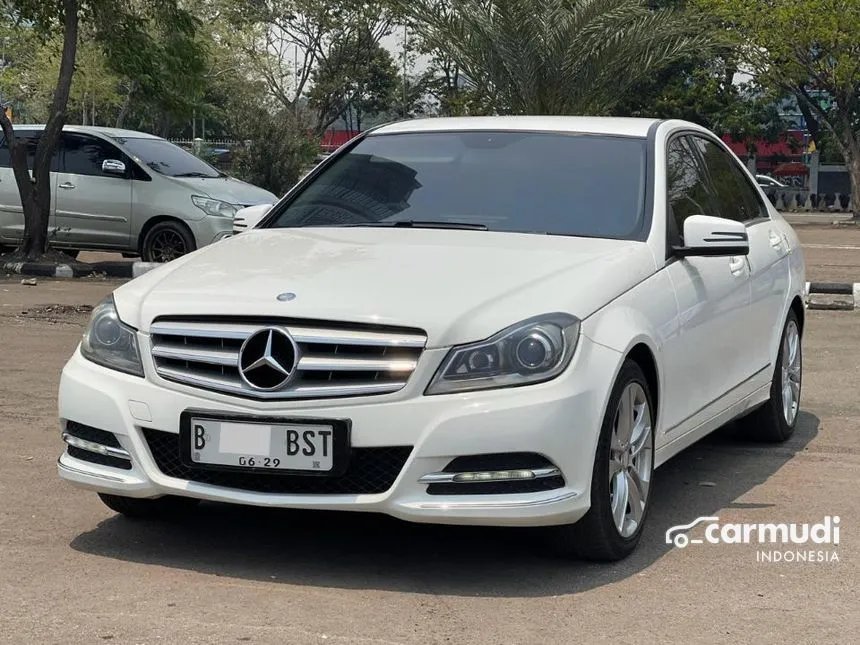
(57, 117, 805, 561)
(755, 174, 787, 200)
(0, 126, 277, 261)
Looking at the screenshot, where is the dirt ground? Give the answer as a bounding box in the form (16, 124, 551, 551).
(1, 230, 858, 644)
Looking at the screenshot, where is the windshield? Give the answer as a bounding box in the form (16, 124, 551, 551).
(112, 137, 221, 178)
(267, 131, 647, 239)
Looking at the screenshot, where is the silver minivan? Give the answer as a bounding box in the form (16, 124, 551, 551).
(0, 125, 277, 261)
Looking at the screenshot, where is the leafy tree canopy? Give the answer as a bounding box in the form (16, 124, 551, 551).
(396, 0, 715, 115)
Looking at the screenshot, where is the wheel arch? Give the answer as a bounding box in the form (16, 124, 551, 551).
(790, 295, 805, 334)
(625, 342, 660, 425)
(582, 303, 665, 437)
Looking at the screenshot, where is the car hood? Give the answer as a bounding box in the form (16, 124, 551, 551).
(114, 228, 656, 347)
(169, 176, 277, 206)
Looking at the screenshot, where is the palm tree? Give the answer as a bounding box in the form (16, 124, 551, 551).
(399, 0, 714, 115)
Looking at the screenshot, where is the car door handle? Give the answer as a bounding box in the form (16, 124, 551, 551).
(59, 181, 75, 190)
(729, 256, 747, 276)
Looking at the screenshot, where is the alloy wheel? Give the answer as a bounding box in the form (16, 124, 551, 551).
(149, 230, 188, 262)
(780, 320, 802, 426)
(609, 382, 653, 538)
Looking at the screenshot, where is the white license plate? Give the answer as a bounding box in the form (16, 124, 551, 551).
(189, 418, 334, 472)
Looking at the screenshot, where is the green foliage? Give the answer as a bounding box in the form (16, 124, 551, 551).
(308, 38, 399, 131)
(0, 1, 206, 129)
(231, 108, 320, 197)
(397, 0, 715, 115)
(696, 0, 860, 209)
(218, 0, 395, 115)
(614, 59, 784, 148)
(95, 1, 207, 122)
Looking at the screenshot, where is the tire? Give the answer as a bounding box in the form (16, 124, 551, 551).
(740, 310, 802, 442)
(98, 493, 199, 519)
(141, 221, 196, 263)
(548, 360, 656, 561)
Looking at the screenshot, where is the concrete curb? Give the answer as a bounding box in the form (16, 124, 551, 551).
(3, 260, 160, 279)
(805, 282, 860, 311)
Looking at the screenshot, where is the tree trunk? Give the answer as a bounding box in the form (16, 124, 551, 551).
(115, 81, 137, 128)
(795, 94, 821, 145)
(848, 150, 860, 220)
(14, 0, 78, 260)
(841, 123, 860, 220)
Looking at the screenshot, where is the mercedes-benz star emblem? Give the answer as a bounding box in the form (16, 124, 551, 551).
(238, 328, 299, 391)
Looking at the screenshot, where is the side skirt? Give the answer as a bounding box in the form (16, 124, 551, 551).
(654, 382, 771, 468)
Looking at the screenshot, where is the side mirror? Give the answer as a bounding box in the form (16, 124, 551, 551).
(673, 214, 749, 257)
(102, 159, 127, 175)
(232, 203, 273, 233)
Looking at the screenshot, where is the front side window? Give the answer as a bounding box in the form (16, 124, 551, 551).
(266, 131, 649, 240)
(689, 137, 765, 222)
(114, 137, 221, 178)
(62, 133, 128, 177)
(666, 136, 720, 244)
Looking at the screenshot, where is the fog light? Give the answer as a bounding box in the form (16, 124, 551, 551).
(452, 469, 537, 483)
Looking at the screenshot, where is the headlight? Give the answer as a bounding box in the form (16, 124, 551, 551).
(191, 195, 238, 218)
(426, 313, 580, 395)
(80, 296, 144, 377)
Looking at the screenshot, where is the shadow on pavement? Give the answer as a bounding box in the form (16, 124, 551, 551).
(70, 411, 819, 598)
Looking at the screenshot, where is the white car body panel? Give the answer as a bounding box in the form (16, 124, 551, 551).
(112, 227, 656, 347)
(57, 116, 806, 531)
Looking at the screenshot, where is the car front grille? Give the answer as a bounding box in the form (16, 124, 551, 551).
(148, 317, 426, 400)
(141, 428, 412, 494)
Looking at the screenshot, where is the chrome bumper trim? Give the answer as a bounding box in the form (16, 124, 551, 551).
(418, 467, 561, 484)
(400, 490, 579, 511)
(62, 433, 131, 460)
(57, 457, 129, 483)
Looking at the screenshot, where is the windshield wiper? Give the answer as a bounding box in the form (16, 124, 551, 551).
(392, 220, 488, 230)
(173, 171, 219, 178)
(337, 220, 488, 231)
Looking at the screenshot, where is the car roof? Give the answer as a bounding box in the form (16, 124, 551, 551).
(371, 116, 661, 138)
(9, 124, 164, 140)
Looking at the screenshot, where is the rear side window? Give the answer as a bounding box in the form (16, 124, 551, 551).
(689, 136, 766, 222)
(0, 131, 60, 171)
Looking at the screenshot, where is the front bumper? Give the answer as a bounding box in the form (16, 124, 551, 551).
(58, 335, 621, 527)
(186, 215, 234, 247)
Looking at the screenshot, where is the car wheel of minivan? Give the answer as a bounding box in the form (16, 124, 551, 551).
(548, 360, 655, 561)
(142, 221, 196, 263)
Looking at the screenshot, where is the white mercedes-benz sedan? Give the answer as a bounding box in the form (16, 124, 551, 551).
(57, 117, 805, 561)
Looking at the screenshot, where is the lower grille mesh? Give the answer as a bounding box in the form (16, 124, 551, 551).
(141, 428, 411, 495)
